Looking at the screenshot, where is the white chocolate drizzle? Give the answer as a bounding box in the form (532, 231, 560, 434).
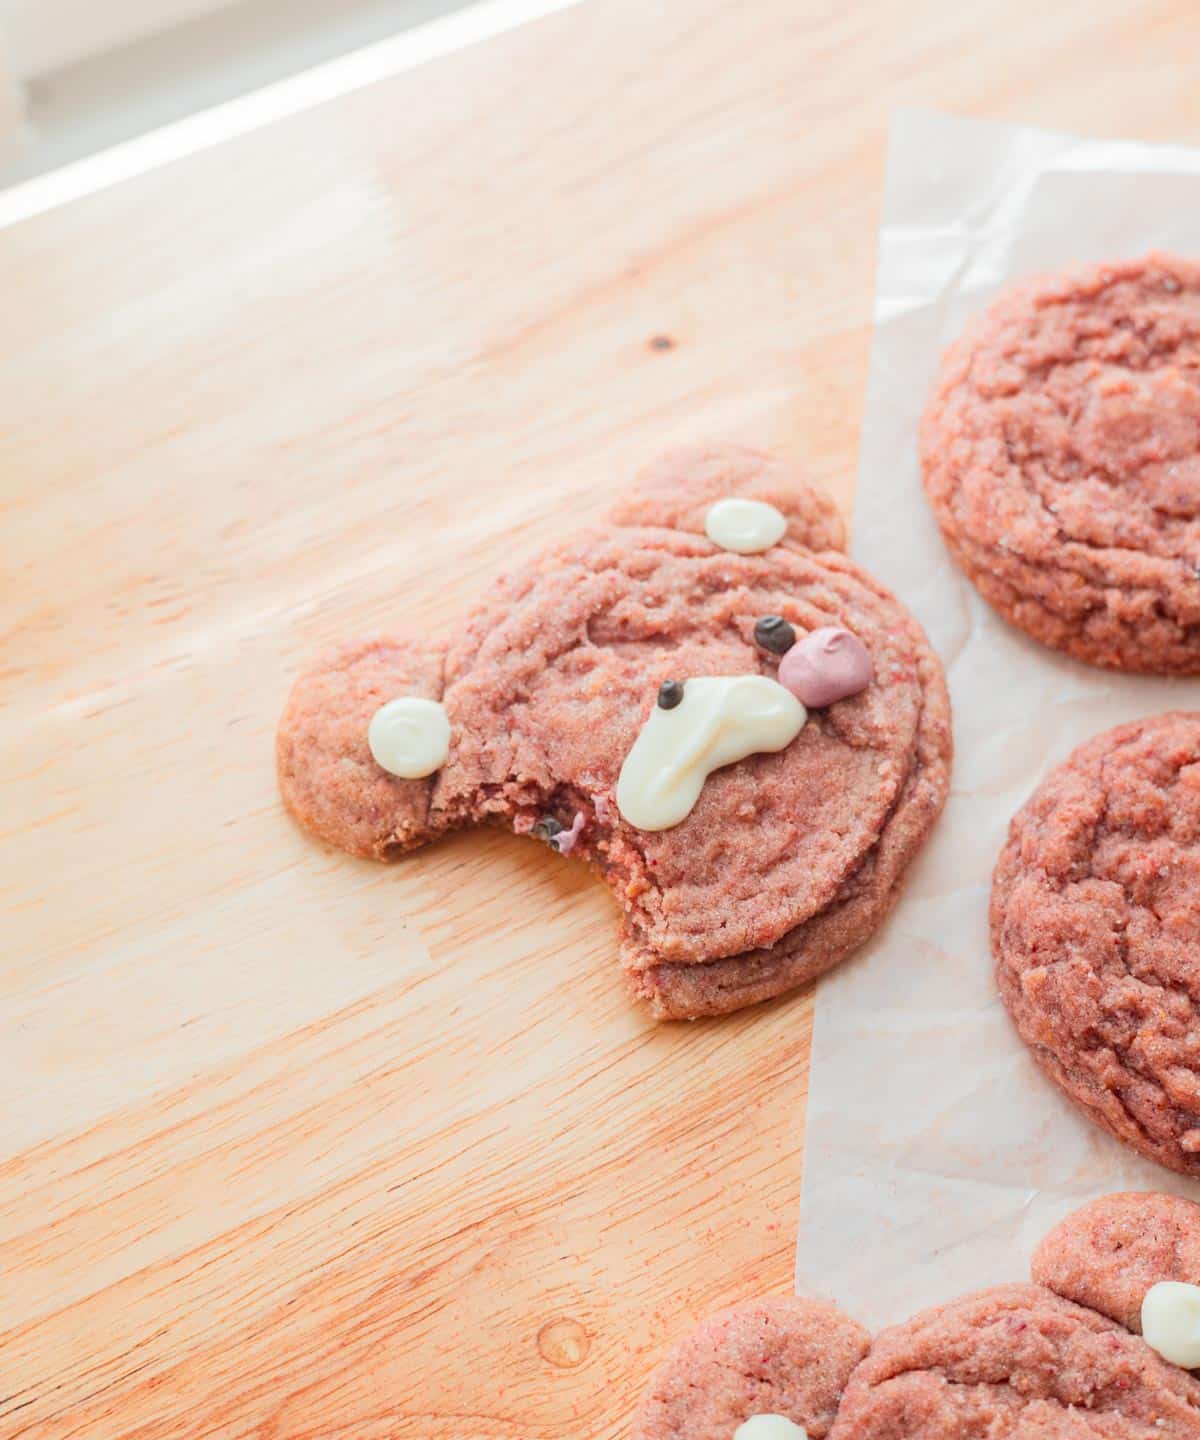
(704, 496, 787, 553)
(1141, 1281, 1200, 1368)
(616, 675, 805, 831)
(368, 696, 450, 778)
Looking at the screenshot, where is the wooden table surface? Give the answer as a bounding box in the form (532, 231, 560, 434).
(3, 2, 1199, 1435)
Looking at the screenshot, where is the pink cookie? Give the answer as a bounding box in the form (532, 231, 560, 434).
(921, 254, 1200, 674)
(634, 1296, 870, 1440)
(1033, 1192, 1200, 1334)
(830, 1284, 1200, 1439)
(779, 628, 874, 708)
(278, 445, 951, 1019)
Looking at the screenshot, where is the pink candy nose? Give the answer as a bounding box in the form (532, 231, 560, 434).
(778, 627, 873, 708)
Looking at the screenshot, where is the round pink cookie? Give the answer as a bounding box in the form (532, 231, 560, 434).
(830, 1284, 1200, 1439)
(1033, 1191, 1200, 1335)
(634, 1296, 870, 1440)
(922, 254, 1200, 674)
(992, 712, 1200, 1175)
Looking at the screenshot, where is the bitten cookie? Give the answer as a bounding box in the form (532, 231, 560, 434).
(922, 254, 1200, 673)
(278, 445, 952, 1019)
(1034, 1191, 1200, 1337)
(991, 712, 1200, 1174)
(633, 1296, 870, 1440)
(829, 1284, 1200, 1439)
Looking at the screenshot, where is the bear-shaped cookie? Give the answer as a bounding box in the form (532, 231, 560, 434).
(277, 445, 952, 1019)
(635, 1191, 1200, 1438)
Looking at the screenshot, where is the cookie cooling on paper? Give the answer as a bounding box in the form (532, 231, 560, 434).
(922, 253, 1200, 673)
(992, 710, 1200, 1175)
(277, 445, 951, 1019)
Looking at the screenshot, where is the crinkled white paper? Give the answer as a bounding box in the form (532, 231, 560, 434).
(796, 109, 1200, 1331)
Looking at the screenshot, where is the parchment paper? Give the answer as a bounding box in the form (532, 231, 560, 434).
(795, 109, 1200, 1330)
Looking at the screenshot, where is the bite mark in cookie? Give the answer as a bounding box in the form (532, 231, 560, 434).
(278, 444, 951, 1019)
(922, 253, 1200, 673)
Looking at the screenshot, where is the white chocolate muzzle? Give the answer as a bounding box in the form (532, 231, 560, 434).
(616, 675, 806, 831)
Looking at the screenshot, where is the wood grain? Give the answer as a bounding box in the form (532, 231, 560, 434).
(2, 1, 1199, 1435)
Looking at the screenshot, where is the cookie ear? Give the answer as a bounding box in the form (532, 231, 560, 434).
(633, 1296, 870, 1439)
(609, 443, 846, 553)
(277, 635, 448, 859)
(1032, 1192, 1200, 1338)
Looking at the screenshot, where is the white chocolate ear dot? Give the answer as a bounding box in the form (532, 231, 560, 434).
(1141, 1281, 1200, 1368)
(616, 675, 806, 831)
(733, 1416, 808, 1440)
(705, 497, 787, 554)
(368, 696, 450, 778)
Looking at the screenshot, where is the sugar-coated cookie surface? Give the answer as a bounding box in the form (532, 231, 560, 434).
(922, 253, 1200, 673)
(828, 1284, 1200, 1439)
(278, 446, 951, 1019)
(277, 635, 445, 858)
(1034, 1192, 1200, 1335)
(633, 1296, 870, 1440)
(992, 712, 1200, 1174)
(633, 1196, 1200, 1436)
(610, 444, 846, 555)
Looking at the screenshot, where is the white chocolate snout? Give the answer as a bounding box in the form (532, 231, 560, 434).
(616, 675, 806, 831)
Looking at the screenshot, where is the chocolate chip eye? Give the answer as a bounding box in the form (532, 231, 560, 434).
(657, 679, 685, 709)
(754, 615, 796, 654)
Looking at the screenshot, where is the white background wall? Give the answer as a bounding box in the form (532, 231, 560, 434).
(0, 12, 22, 157)
(0, 0, 239, 79)
(0, 0, 466, 185)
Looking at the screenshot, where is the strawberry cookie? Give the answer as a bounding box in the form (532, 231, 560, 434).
(638, 1193, 1200, 1438)
(278, 444, 951, 1018)
(634, 1296, 870, 1440)
(1034, 1191, 1200, 1347)
(831, 1284, 1200, 1438)
(992, 711, 1200, 1174)
(922, 254, 1200, 672)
